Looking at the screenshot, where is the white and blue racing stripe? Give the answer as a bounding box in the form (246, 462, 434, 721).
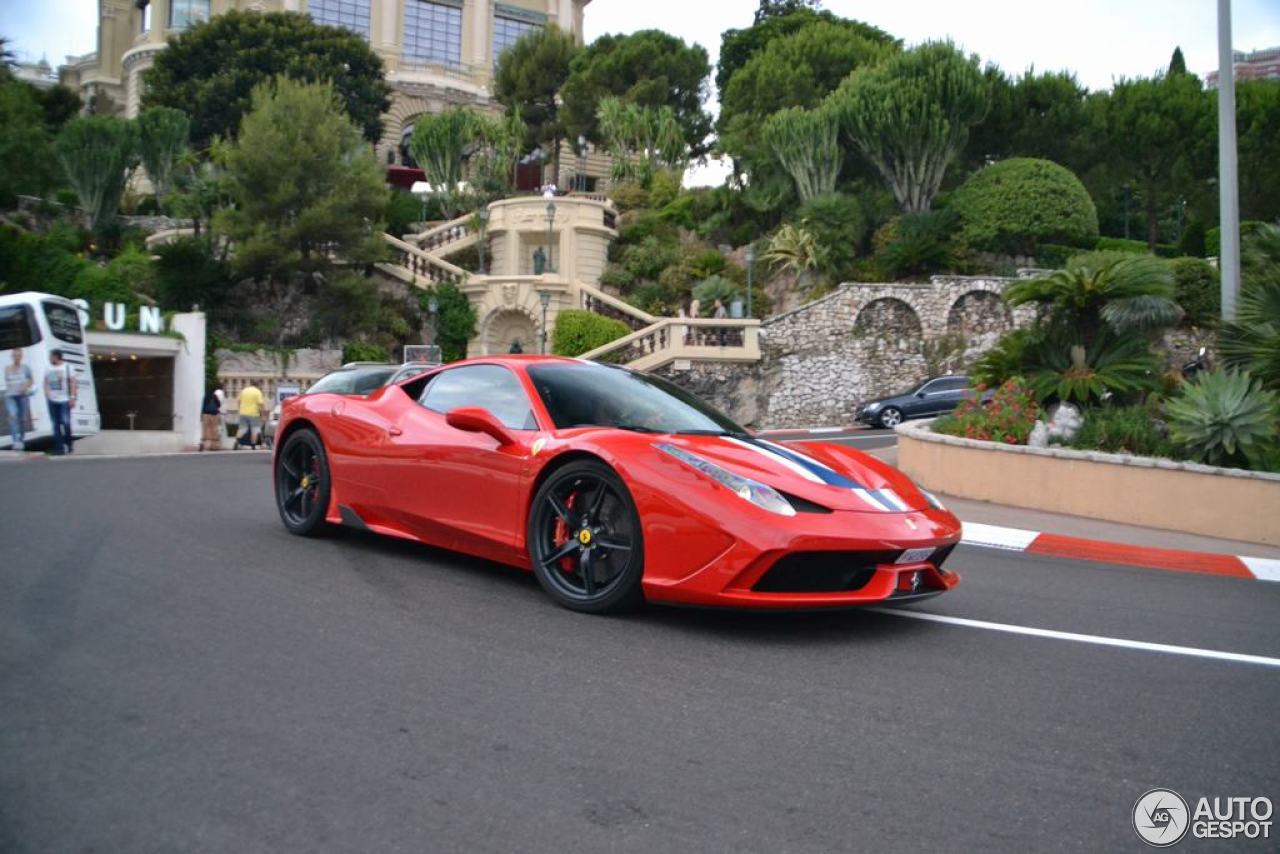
(725, 436, 913, 512)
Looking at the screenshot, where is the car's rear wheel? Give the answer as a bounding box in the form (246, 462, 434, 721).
(527, 460, 644, 614)
(275, 428, 331, 536)
(878, 406, 903, 428)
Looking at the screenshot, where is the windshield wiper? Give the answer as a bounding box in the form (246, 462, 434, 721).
(610, 424, 664, 433)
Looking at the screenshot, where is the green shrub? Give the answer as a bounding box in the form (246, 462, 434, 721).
(1168, 256, 1219, 327)
(872, 209, 958, 279)
(951, 158, 1098, 255)
(385, 189, 426, 237)
(154, 237, 234, 311)
(1165, 369, 1279, 469)
(608, 181, 650, 212)
(796, 192, 867, 281)
(1067, 404, 1174, 458)
(658, 187, 721, 231)
(70, 263, 137, 307)
(1206, 220, 1267, 257)
(551, 309, 630, 357)
(619, 235, 680, 282)
(0, 223, 86, 296)
(342, 341, 391, 363)
(107, 245, 155, 296)
(932, 377, 1040, 445)
(648, 169, 682, 208)
(691, 275, 740, 312)
(970, 328, 1040, 388)
(417, 282, 475, 362)
(598, 264, 635, 292)
(1177, 219, 1206, 257)
(627, 280, 683, 315)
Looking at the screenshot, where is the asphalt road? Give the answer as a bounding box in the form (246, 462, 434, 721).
(1, 454, 1277, 853)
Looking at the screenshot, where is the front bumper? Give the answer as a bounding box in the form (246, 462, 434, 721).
(641, 506, 962, 609)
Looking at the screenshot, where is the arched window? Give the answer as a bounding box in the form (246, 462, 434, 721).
(169, 0, 210, 29)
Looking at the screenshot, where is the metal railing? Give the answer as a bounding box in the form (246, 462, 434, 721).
(578, 283, 653, 332)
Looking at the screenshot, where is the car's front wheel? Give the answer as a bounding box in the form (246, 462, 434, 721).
(878, 406, 903, 428)
(527, 460, 644, 614)
(275, 428, 331, 536)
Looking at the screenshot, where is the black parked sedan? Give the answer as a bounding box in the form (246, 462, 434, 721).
(855, 375, 979, 428)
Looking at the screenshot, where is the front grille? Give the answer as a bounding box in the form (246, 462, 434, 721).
(931, 543, 956, 572)
(752, 550, 902, 593)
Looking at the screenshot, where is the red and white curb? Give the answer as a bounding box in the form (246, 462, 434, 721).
(961, 522, 1280, 582)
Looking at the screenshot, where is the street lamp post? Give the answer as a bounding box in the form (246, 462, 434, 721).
(745, 243, 755, 319)
(538, 289, 551, 354)
(477, 207, 489, 275)
(427, 296, 439, 347)
(545, 201, 557, 274)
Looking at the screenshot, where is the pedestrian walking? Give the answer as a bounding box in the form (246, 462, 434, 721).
(237, 382, 264, 449)
(689, 298, 701, 345)
(4, 348, 34, 451)
(200, 386, 222, 451)
(713, 298, 728, 347)
(44, 349, 76, 455)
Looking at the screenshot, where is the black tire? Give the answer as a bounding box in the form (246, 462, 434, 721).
(275, 428, 332, 536)
(878, 406, 903, 428)
(527, 460, 645, 614)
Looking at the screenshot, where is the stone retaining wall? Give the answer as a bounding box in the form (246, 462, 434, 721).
(660, 275, 1035, 428)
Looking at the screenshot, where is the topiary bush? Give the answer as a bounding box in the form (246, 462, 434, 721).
(551, 309, 630, 357)
(1095, 236, 1179, 257)
(951, 158, 1098, 255)
(1168, 256, 1219, 327)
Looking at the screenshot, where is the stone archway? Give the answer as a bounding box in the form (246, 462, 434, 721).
(482, 308, 538, 355)
(852, 297, 924, 350)
(946, 289, 1011, 337)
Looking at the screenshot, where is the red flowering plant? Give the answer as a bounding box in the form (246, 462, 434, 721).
(932, 377, 1040, 445)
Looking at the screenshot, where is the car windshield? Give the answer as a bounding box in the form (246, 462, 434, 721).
(305, 366, 396, 396)
(527, 362, 746, 434)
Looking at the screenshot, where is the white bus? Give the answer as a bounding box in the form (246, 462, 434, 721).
(0, 292, 101, 450)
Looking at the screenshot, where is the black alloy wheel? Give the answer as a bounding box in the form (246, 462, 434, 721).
(527, 460, 644, 613)
(275, 428, 331, 536)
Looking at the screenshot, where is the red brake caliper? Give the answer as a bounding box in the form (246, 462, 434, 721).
(554, 492, 578, 574)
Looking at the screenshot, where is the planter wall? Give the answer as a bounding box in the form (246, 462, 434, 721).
(897, 421, 1280, 546)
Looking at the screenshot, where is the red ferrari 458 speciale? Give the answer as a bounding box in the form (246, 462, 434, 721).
(273, 356, 961, 613)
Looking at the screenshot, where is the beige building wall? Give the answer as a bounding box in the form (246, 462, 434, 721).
(61, 0, 601, 185)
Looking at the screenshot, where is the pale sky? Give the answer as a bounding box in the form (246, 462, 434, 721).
(4, 0, 1278, 184)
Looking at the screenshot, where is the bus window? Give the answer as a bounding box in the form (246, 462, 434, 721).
(0, 305, 41, 350)
(43, 301, 84, 344)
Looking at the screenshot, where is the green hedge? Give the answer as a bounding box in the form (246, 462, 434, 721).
(1035, 243, 1083, 268)
(1169, 256, 1219, 327)
(1095, 236, 1179, 257)
(551, 309, 630, 357)
(951, 158, 1098, 255)
(342, 341, 391, 363)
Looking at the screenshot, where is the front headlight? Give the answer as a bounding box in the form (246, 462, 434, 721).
(862, 401, 882, 412)
(657, 443, 796, 516)
(918, 485, 946, 511)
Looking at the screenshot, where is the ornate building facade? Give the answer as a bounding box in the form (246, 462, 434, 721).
(59, 0, 607, 185)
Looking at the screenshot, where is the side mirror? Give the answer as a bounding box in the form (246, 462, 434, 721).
(916, 391, 926, 398)
(446, 406, 516, 446)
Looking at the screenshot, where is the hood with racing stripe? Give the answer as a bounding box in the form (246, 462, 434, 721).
(658, 433, 930, 513)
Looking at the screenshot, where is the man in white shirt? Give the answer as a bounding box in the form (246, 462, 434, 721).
(4, 348, 34, 450)
(44, 349, 76, 455)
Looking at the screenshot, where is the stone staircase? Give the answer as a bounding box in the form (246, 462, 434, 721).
(378, 207, 761, 371)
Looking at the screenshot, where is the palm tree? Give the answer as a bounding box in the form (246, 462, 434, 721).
(1005, 253, 1182, 348)
(1221, 224, 1280, 390)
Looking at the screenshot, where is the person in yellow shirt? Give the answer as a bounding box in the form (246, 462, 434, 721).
(237, 383, 265, 449)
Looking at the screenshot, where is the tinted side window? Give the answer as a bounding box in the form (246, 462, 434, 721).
(938, 378, 969, 391)
(306, 372, 357, 395)
(421, 364, 535, 430)
(0, 305, 41, 349)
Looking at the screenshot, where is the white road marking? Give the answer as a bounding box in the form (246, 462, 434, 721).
(1241, 556, 1280, 582)
(871, 607, 1280, 669)
(960, 522, 1040, 551)
(807, 427, 845, 434)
